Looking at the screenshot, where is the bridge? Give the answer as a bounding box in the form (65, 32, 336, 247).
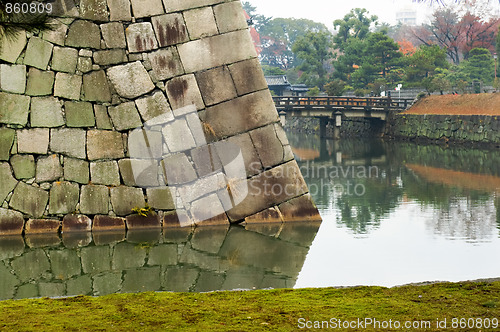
(273, 96, 414, 138)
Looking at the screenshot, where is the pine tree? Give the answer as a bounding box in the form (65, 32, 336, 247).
(0, 0, 53, 43)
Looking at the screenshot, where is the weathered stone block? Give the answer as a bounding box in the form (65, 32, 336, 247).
(130, 0, 163, 18)
(10, 249, 50, 282)
(36, 154, 63, 183)
(112, 242, 147, 269)
(90, 161, 120, 186)
(94, 105, 113, 129)
(41, 20, 67, 46)
(9, 182, 49, 218)
(26, 68, 54, 96)
(125, 22, 158, 53)
(108, 102, 142, 131)
(10, 155, 35, 179)
(17, 128, 50, 155)
(0, 92, 30, 126)
(49, 249, 81, 279)
(278, 194, 322, 222)
(65, 101, 96, 127)
(80, 185, 109, 215)
(110, 186, 146, 216)
(62, 214, 92, 233)
(80, 0, 109, 21)
(66, 275, 92, 296)
(216, 132, 262, 176)
(161, 154, 197, 185)
(135, 91, 171, 123)
(108, 0, 131, 21)
(77, 57, 93, 73)
(92, 215, 126, 232)
(177, 173, 224, 205)
(93, 49, 127, 65)
(23, 37, 53, 70)
(151, 13, 189, 48)
(213, 1, 248, 33)
(54, 72, 82, 100)
(128, 129, 163, 159)
(148, 48, 184, 81)
(82, 70, 111, 102)
(0, 128, 15, 161)
(147, 243, 177, 266)
(87, 130, 124, 160)
(126, 213, 161, 229)
(48, 181, 80, 214)
(107, 61, 155, 99)
(66, 20, 101, 49)
(162, 118, 196, 153)
(183, 7, 218, 40)
(50, 128, 87, 159)
(122, 267, 161, 293)
(249, 124, 286, 168)
(80, 246, 110, 274)
(101, 22, 127, 49)
(0, 208, 24, 235)
(178, 30, 256, 73)
(190, 194, 229, 226)
(0, 31, 26, 63)
(201, 90, 278, 139)
(195, 66, 237, 106)
(51, 47, 78, 73)
(0, 64, 26, 94)
(31, 97, 65, 127)
(0, 163, 17, 203)
(191, 225, 229, 254)
(50, 0, 79, 17)
(25, 219, 60, 234)
(244, 206, 283, 225)
(64, 157, 89, 184)
(146, 187, 175, 210)
(162, 266, 199, 292)
(93, 272, 123, 296)
(118, 159, 160, 187)
(162, 210, 192, 228)
(228, 58, 268, 96)
(190, 144, 222, 177)
(162, 0, 224, 12)
(165, 74, 204, 111)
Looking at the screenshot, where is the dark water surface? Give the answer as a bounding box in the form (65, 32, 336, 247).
(1, 133, 500, 300)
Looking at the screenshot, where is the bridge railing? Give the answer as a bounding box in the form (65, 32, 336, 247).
(272, 96, 414, 111)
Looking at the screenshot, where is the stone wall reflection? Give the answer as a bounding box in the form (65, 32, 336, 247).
(0, 222, 320, 300)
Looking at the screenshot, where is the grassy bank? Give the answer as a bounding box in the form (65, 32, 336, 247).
(0, 281, 499, 331)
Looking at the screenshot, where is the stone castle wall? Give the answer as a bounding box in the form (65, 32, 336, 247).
(0, 0, 321, 235)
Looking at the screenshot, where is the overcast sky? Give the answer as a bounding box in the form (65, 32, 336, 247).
(244, 0, 499, 28)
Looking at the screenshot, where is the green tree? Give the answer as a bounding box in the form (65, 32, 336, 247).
(460, 47, 495, 84)
(333, 8, 378, 51)
(261, 65, 286, 76)
(324, 79, 347, 96)
(241, 2, 271, 33)
(405, 45, 449, 85)
(292, 31, 333, 89)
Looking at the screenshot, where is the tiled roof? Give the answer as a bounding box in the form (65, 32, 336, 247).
(265, 75, 290, 86)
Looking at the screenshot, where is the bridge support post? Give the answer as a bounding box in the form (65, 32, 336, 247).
(333, 111, 342, 140)
(319, 117, 328, 138)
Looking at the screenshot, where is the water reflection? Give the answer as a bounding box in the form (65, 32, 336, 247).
(0, 222, 320, 300)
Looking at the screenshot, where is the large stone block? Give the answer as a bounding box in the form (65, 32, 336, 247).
(201, 90, 278, 139)
(108, 102, 142, 131)
(112, 242, 147, 270)
(25, 219, 60, 234)
(26, 68, 55, 96)
(213, 1, 248, 33)
(51, 47, 78, 73)
(146, 187, 175, 210)
(0, 128, 15, 161)
(195, 66, 237, 106)
(249, 124, 287, 168)
(162, 266, 199, 292)
(161, 153, 197, 185)
(216, 132, 262, 177)
(125, 22, 158, 53)
(178, 30, 256, 73)
(189, 144, 222, 177)
(66, 20, 101, 49)
(126, 213, 161, 229)
(10, 155, 35, 180)
(62, 214, 92, 233)
(0, 92, 30, 126)
(17, 128, 49, 154)
(82, 70, 112, 102)
(118, 159, 160, 187)
(66, 275, 92, 296)
(162, 0, 224, 12)
(80, 0, 109, 21)
(0, 31, 26, 63)
(191, 225, 228, 254)
(36, 154, 63, 183)
(49, 249, 81, 280)
(130, 0, 163, 18)
(54, 72, 82, 100)
(278, 194, 322, 222)
(147, 243, 177, 266)
(10, 249, 50, 282)
(165, 74, 204, 111)
(228, 58, 268, 96)
(9, 182, 49, 218)
(108, 0, 131, 21)
(64, 157, 89, 184)
(128, 129, 163, 159)
(90, 161, 120, 186)
(65, 101, 96, 127)
(190, 194, 229, 226)
(94, 105, 113, 130)
(86, 130, 124, 160)
(93, 49, 127, 65)
(110, 186, 146, 216)
(162, 118, 196, 153)
(122, 267, 161, 293)
(106, 61, 155, 99)
(100, 22, 127, 49)
(93, 272, 123, 296)
(50, 128, 87, 159)
(148, 48, 184, 81)
(30, 97, 65, 128)
(48, 181, 80, 215)
(183, 7, 218, 40)
(41, 20, 67, 46)
(0, 208, 24, 235)
(0, 163, 17, 203)
(80, 246, 110, 273)
(80, 185, 110, 215)
(0, 64, 26, 94)
(23, 37, 53, 70)
(92, 215, 126, 232)
(151, 13, 189, 48)
(135, 91, 171, 122)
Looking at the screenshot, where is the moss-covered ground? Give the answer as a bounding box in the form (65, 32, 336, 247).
(1, 281, 499, 331)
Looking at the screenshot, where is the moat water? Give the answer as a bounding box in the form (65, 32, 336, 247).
(1, 133, 499, 300)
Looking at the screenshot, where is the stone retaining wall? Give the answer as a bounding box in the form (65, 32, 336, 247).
(284, 116, 384, 137)
(384, 114, 500, 145)
(0, 0, 321, 235)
